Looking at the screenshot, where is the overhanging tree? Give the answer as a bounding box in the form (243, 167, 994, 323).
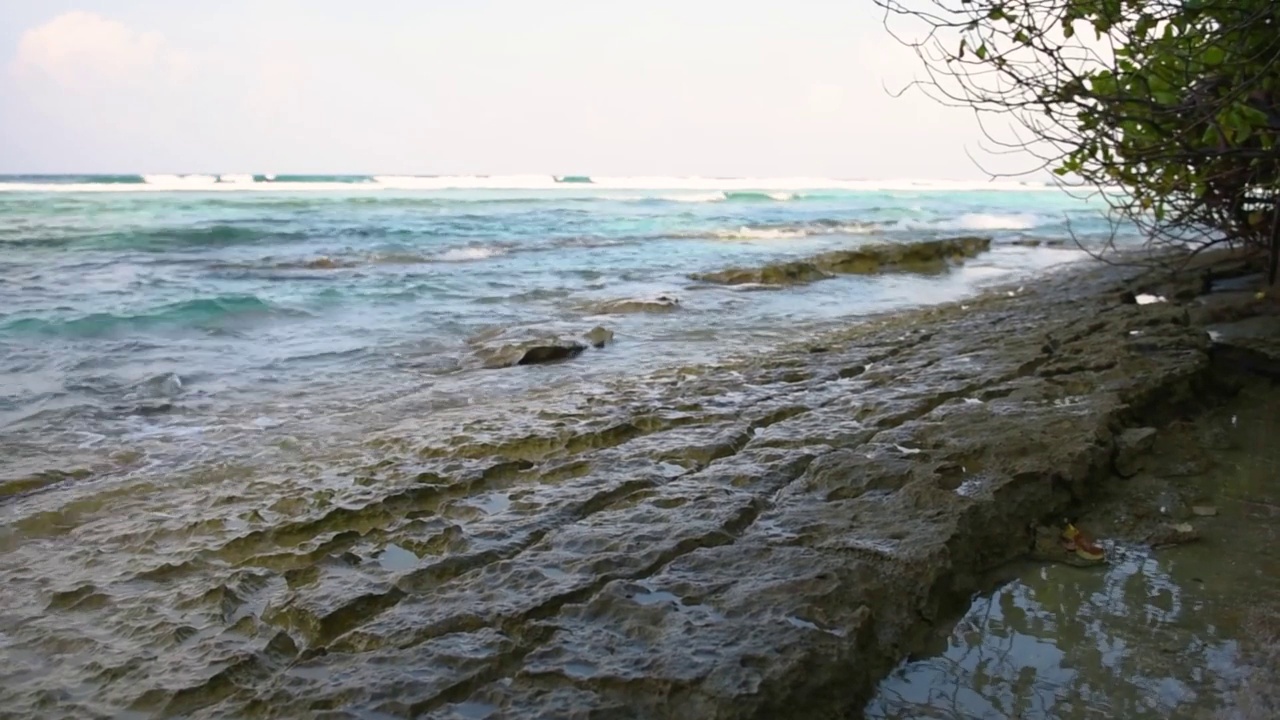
(875, 0, 1280, 282)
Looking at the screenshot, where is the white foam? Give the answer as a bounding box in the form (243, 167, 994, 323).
(664, 191, 728, 203)
(436, 246, 504, 262)
(1134, 293, 1166, 305)
(713, 227, 808, 240)
(902, 212, 1043, 232)
(371, 174, 553, 190)
(0, 174, 1061, 194)
(142, 174, 220, 187)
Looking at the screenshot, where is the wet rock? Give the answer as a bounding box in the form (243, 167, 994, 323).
(0, 467, 93, 498)
(691, 261, 832, 286)
(583, 326, 614, 348)
(1114, 427, 1158, 477)
(590, 295, 681, 314)
(12, 254, 1241, 720)
(691, 237, 993, 286)
(271, 256, 355, 269)
(813, 235, 992, 275)
(138, 372, 184, 398)
(1146, 522, 1200, 548)
(515, 343, 586, 365)
(1191, 504, 1219, 517)
(472, 339, 586, 368)
(1154, 489, 1192, 520)
(1208, 315, 1280, 379)
(468, 325, 602, 368)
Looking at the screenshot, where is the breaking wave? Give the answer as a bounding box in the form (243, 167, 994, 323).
(898, 213, 1046, 232)
(436, 246, 508, 262)
(698, 219, 877, 240)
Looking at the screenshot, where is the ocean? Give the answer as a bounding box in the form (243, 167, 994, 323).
(0, 173, 1135, 716)
(0, 174, 1124, 472)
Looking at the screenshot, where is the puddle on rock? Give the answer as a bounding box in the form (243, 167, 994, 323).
(376, 543, 420, 572)
(865, 382, 1280, 720)
(866, 549, 1247, 719)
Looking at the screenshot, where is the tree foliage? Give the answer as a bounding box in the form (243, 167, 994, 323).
(876, 0, 1280, 281)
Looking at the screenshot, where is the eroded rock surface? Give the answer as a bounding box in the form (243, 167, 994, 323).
(1, 259, 1251, 719)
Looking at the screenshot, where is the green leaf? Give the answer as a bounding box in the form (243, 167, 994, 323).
(976, 44, 988, 60)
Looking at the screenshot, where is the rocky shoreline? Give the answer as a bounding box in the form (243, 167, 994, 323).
(388, 250, 1269, 720)
(8, 250, 1278, 719)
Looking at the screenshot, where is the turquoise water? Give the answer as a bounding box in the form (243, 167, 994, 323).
(1, 174, 1123, 483)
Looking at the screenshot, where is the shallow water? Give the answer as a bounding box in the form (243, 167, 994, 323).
(864, 384, 1280, 720)
(0, 178, 1120, 484)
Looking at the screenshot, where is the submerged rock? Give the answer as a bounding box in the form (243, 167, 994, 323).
(1146, 522, 1201, 547)
(0, 468, 92, 499)
(468, 323, 613, 367)
(514, 343, 585, 365)
(303, 256, 344, 269)
(690, 236, 993, 285)
(273, 256, 355, 269)
(589, 295, 681, 314)
(583, 326, 614, 348)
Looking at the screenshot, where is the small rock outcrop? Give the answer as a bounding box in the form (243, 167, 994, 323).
(588, 295, 682, 314)
(814, 235, 992, 275)
(691, 261, 833, 286)
(514, 343, 586, 365)
(1114, 427, 1158, 477)
(583, 326, 614, 348)
(690, 236, 993, 286)
(468, 324, 615, 368)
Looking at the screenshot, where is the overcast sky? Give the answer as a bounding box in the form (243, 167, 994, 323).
(0, 0, 1040, 178)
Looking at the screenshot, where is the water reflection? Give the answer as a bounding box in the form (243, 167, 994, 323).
(866, 548, 1243, 719)
(867, 387, 1280, 720)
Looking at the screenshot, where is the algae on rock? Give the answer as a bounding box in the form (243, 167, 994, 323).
(690, 236, 993, 286)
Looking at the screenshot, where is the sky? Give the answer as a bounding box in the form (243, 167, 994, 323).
(0, 0, 1042, 179)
